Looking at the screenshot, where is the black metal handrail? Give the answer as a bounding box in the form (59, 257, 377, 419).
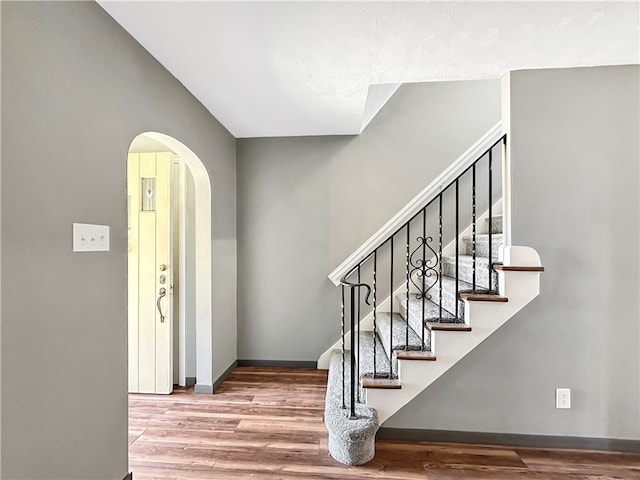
(337, 134, 506, 420)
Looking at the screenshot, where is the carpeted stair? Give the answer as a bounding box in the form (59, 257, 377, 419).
(325, 216, 503, 465)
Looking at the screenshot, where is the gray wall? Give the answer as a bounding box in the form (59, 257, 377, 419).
(237, 79, 501, 361)
(1, 2, 236, 479)
(385, 65, 640, 441)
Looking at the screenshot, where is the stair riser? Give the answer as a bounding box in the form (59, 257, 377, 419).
(356, 350, 392, 383)
(375, 313, 428, 373)
(441, 259, 495, 290)
(487, 215, 502, 234)
(400, 280, 463, 320)
(428, 283, 463, 319)
(404, 309, 432, 349)
(376, 331, 431, 362)
(464, 236, 502, 262)
(356, 332, 391, 379)
(398, 302, 436, 345)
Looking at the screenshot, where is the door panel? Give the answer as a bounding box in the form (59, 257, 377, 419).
(154, 153, 172, 393)
(128, 152, 173, 394)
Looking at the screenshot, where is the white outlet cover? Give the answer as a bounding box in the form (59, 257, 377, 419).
(73, 223, 110, 252)
(556, 388, 571, 409)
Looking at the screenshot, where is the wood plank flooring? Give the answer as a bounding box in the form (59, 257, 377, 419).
(129, 367, 640, 479)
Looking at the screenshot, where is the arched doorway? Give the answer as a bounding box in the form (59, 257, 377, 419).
(127, 132, 213, 393)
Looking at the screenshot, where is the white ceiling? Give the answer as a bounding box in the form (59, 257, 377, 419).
(98, 1, 639, 139)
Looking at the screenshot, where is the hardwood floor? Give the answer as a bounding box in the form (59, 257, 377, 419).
(129, 367, 639, 479)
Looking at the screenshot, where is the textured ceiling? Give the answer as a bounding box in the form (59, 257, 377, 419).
(98, 1, 639, 138)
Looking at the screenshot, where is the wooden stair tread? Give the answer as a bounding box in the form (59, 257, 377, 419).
(395, 350, 436, 361)
(361, 377, 401, 389)
(494, 265, 545, 272)
(427, 322, 472, 332)
(459, 292, 508, 302)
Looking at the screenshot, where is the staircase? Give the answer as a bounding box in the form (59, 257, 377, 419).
(319, 125, 544, 465)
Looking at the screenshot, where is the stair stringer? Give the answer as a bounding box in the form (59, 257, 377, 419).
(317, 201, 502, 370)
(366, 245, 542, 424)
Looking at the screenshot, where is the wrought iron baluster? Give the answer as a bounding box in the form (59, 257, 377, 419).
(340, 285, 345, 410)
(409, 218, 439, 342)
(389, 236, 394, 378)
(438, 194, 443, 322)
(356, 265, 361, 402)
(496, 135, 507, 291)
(421, 207, 426, 349)
(373, 250, 377, 377)
(405, 224, 410, 349)
(349, 287, 356, 419)
(488, 148, 493, 292)
(455, 179, 459, 321)
(472, 163, 477, 291)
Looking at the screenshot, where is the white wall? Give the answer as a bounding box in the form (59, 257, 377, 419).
(1, 2, 236, 478)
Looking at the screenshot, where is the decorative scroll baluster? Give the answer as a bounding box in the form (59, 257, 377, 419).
(405, 224, 410, 348)
(472, 163, 477, 291)
(409, 242, 439, 292)
(488, 148, 493, 292)
(409, 229, 439, 334)
(455, 179, 460, 321)
(373, 250, 377, 377)
(340, 285, 345, 409)
(421, 208, 426, 349)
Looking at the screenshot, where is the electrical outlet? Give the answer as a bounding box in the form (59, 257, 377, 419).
(556, 388, 571, 409)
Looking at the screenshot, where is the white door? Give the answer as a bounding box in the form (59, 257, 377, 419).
(128, 152, 173, 394)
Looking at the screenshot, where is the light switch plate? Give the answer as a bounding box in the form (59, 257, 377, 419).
(73, 223, 110, 252)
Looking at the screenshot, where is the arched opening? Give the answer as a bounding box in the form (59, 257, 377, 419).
(127, 132, 213, 393)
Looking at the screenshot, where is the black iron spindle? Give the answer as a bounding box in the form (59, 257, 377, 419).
(389, 236, 394, 378)
(488, 148, 493, 292)
(472, 163, 477, 291)
(340, 285, 346, 409)
(349, 287, 356, 419)
(405, 224, 410, 348)
(373, 250, 377, 377)
(455, 179, 459, 321)
(438, 194, 443, 322)
(356, 265, 361, 402)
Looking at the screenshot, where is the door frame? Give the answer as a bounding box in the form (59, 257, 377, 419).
(172, 157, 187, 387)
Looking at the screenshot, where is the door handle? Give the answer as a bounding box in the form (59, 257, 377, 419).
(157, 287, 167, 323)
